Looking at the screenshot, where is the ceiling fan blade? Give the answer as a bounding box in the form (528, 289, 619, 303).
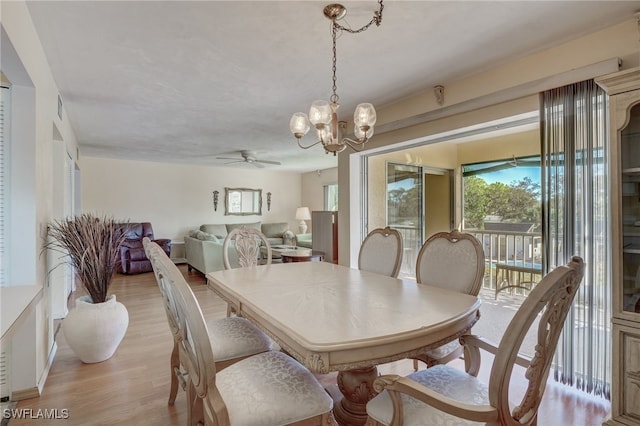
(224, 160, 245, 165)
(216, 156, 241, 160)
(255, 160, 281, 165)
(252, 161, 265, 168)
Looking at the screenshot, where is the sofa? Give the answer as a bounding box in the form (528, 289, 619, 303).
(119, 222, 171, 274)
(185, 222, 295, 275)
(295, 233, 312, 249)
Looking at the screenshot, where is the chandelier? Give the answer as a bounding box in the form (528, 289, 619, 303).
(289, 1, 384, 156)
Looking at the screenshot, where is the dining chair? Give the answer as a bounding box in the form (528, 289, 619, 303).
(151, 240, 335, 426)
(365, 256, 585, 426)
(143, 238, 276, 407)
(222, 225, 272, 269)
(222, 226, 272, 316)
(412, 230, 485, 370)
(358, 226, 404, 278)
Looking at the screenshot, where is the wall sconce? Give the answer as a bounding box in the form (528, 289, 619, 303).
(267, 192, 272, 211)
(213, 190, 219, 211)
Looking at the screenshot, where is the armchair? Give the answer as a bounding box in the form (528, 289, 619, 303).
(365, 257, 585, 426)
(119, 222, 171, 274)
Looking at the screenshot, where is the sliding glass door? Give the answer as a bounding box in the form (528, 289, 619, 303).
(386, 162, 423, 278)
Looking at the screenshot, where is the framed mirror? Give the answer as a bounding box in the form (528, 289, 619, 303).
(224, 187, 262, 216)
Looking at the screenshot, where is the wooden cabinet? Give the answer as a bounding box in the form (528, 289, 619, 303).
(597, 67, 640, 425)
(311, 211, 338, 263)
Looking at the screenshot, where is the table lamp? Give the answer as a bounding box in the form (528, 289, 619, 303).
(295, 207, 311, 234)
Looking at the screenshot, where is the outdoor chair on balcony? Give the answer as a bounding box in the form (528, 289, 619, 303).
(151, 237, 334, 426)
(412, 230, 485, 370)
(358, 226, 404, 278)
(143, 238, 276, 408)
(366, 257, 584, 426)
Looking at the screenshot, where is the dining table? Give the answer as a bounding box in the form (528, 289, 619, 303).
(206, 261, 481, 426)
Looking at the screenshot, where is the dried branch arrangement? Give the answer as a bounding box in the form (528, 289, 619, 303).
(45, 214, 127, 303)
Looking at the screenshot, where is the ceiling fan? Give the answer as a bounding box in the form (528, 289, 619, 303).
(215, 150, 281, 168)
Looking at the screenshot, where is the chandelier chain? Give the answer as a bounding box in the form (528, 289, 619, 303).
(331, 22, 339, 104)
(329, 0, 383, 105)
(334, 0, 384, 34)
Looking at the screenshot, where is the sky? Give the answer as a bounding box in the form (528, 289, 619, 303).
(480, 167, 541, 185)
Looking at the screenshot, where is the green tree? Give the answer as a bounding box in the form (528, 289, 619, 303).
(464, 176, 490, 229)
(464, 175, 541, 230)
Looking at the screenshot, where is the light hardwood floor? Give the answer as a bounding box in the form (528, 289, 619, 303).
(10, 265, 611, 425)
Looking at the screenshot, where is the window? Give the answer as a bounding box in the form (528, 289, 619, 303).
(323, 184, 338, 211)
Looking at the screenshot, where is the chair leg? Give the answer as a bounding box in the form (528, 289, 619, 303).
(190, 386, 204, 426)
(168, 342, 180, 405)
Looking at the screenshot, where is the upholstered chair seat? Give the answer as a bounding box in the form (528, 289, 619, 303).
(208, 316, 274, 362)
(216, 351, 334, 425)
(367, 364, 490, 426)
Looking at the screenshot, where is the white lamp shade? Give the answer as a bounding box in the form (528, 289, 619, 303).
(309, 100, 332, 127)
(354, 103, 377, 128)
(295, 207, 311, 221)
(290, 112, 310, 137)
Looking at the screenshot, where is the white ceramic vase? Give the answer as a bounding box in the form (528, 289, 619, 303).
(62, 294, 129, 363)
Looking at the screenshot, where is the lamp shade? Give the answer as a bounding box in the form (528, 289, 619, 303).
(290, 112, 310, 138)
(309, 100, 332, 127)
(295, 207, 311, 221)
(354, 103, 377, 128)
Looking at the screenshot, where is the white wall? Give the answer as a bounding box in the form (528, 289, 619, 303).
(81, 157, 303, 240)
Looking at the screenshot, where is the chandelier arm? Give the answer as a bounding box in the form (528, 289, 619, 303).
(341, 138, 365, 152)
(342, 137, 368, 147)
(297, 139, 324, 150)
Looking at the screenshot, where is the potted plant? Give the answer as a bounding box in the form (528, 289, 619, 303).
(45, 213, 129, 363)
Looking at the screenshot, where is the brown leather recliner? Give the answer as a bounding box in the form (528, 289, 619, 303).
(119, 222, 171, 274)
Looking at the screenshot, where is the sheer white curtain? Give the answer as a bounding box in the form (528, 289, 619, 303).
(540, 79, 611, 398)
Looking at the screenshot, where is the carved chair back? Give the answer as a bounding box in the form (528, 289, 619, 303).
(222, 226, 271, 269)
(488, 256, 584, 423)
(147, 239, 231, 425)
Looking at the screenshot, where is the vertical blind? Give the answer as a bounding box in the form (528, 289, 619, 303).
(0, 85, 9, 287)
(540, 79, 610, 398)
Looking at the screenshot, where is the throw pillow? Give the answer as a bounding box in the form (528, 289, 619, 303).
(194, 230, 219, 242)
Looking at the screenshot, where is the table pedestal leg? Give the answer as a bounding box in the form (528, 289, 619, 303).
(333, 366, 378, 426)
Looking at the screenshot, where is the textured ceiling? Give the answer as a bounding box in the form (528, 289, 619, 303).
(25, 1, 639, 172)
